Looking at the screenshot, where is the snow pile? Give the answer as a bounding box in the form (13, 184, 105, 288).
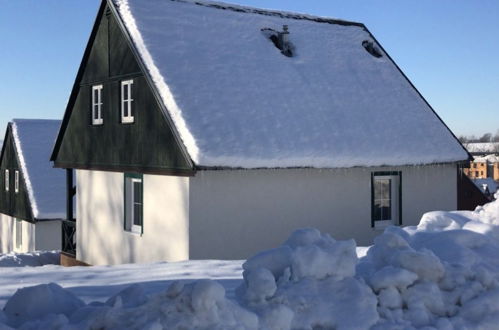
(2, 198, 499, 329)
(4, 283, 84, 327)
(3, 281, 257, 329)
(0, 251, 59, 267)
(239, 228, 379, 329)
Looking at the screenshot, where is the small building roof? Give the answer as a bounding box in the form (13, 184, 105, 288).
(111, 0, 468, 168)
(465, 143, 499, 156)
(12, 119, 65, 219)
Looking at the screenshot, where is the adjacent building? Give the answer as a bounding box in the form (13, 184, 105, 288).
(51, 0, 470, 265)
(0, 120, 65, 253)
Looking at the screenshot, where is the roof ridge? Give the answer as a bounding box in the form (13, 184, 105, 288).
(169, 0, 364, 27)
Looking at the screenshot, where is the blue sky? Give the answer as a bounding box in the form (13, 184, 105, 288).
(0, 0, 498, 139)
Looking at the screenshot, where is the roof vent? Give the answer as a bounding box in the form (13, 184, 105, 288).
(261, 25, 294, 57)
(362, 40, 382, 58)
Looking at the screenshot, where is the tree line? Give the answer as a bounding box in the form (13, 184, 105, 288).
(458, 130, 499, 143)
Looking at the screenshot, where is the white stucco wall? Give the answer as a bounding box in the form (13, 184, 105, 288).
(76, 170, 189, 265)
(0, 214, 14, 253)
(189, 165, 458, 259)
(0, 215, 36, 253)
(0, 215, 60, 253)
(12, 218, 36, 252)
(35, 220, 61, 251)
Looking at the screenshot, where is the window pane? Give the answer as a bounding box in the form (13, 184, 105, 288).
(133, 204, 142, 226)
(94, 105, 99, 119)
(124, 101, 129, 117)
(93, 88, 98, 103)
(133, 181, 141, 202)
(123, 84, 128, 100)
(374, 178, 392, 221)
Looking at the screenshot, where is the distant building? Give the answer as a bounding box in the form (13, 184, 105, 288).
(0, 120, 65, 253)
(463, 155, 499, 181)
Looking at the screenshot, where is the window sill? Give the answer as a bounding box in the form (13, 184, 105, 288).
(124, 228, 142, 236)
(121, 118, 135, 124)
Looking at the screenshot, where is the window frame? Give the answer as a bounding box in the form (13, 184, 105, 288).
(121, 79, 134, 124)
(371, 171, 402, 229)
(5, 169, 9, 192)
(91, 84, 104, 125)
(14, 170, 19, 193)
(124, 173, 143, 234)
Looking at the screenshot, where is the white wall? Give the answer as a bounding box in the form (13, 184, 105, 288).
(0, 214, 13, 253)
(18, 220, 35, 253)
(0, 215, 60, 253)
(0, 215, 36, 253)
(35, 220, 61, 251)
(189, 165, 457, 259)
(77, 170, 189, 265)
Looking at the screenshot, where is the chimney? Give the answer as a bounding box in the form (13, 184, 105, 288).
(278, 25, 292, 57)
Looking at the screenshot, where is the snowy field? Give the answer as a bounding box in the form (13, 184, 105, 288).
(1, 195, 499, 329)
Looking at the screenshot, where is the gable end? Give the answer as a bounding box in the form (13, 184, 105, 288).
(51, 0, 195, 175)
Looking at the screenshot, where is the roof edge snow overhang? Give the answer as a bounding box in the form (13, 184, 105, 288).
(195, 160, 471, 171)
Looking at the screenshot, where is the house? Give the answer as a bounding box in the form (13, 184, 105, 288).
(50, 0, 470, 265)
(0, 119, 65, 253)
(463, 155, 499, 181)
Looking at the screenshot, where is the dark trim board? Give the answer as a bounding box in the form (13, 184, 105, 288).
(54, 162, 196, 177)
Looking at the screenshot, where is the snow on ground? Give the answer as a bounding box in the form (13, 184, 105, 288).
(1, 196, 499, 328)
(0, 251, 59, 268)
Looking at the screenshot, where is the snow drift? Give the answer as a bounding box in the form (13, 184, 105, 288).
(2, 196, 499, 329)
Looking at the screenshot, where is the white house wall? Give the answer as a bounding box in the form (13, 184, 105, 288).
(76, 169, 189, 265)
(0, 214, 14, 253)
(189, 165, 457, 259)
(35, 220, 61, 251)
(0, 215, 60, 253)
(12, 219, 35, 253)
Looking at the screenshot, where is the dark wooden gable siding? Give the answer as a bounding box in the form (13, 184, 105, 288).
(52, 2, 193, 175)
(0, 125, 34, 222)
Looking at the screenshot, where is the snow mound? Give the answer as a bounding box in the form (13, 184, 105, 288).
(239, 228, 379, 329)
(0, 251, 59, 267)
(4, 283, 84, 327)
(2, 197, 499, 329)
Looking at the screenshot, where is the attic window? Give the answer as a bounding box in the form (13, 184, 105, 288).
(362, 40, 382, 58)
(261, 25, 294, 57)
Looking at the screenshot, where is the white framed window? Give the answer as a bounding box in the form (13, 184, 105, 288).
(371, 172, 401, 229)
(124, 173, 143, 234)
(121, 80, 134, 124)
(14, 170, 19, 193)
(5, 169, 9, 192)
(92, 84, 103, 125)
(15, 219, 22, 250)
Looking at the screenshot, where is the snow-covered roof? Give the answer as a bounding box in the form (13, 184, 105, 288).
(465, 142, 499, 155)
(472, 178, 498, 196)
(473, 154, 499, 163)
(11, 119, 65, 220)
(111, 0, 469, 169)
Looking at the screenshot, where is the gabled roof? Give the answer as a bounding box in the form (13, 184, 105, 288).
(109, 0, 469, 169)
(10, 120, 65, 220)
